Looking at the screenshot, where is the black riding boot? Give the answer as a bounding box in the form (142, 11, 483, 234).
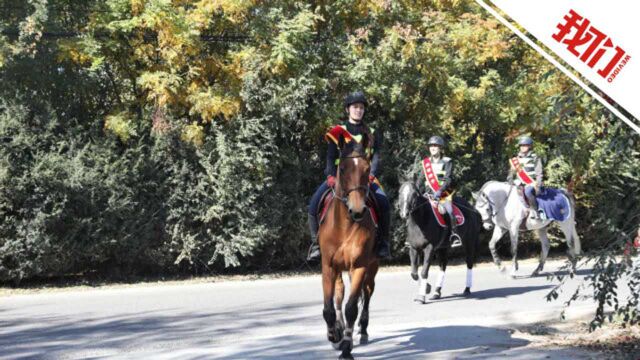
(306, 213, 321, 262)
(376, 208, 391, 259)
(449, 215, 462, 248)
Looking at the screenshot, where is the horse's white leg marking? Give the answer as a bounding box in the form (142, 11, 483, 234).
(466, 268, 473, 288)
(436, 269, 446, 288)
(419, 277, 429, 295)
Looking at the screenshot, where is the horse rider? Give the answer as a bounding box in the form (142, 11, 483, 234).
(306, 91, 391, 261)
(507, 136, 544, 220)
(415, 135, 462, 248)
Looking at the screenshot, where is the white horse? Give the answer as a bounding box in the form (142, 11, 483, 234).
(473, 181, 581, 277)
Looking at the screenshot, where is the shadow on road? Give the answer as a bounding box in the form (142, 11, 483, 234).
(220, 325, 530, 359)
(428, 284, 554, 303)
(0, 301, 320, 359)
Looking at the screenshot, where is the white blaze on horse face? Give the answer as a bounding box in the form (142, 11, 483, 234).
(399, 183, 412, 219)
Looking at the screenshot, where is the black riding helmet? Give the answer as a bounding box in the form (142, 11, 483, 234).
(344, 91, 368, 108)
(428, 136, 445, 147)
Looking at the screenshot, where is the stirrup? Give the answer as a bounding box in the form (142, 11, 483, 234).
(450, 233, 462, 248)
(306, 243, 321, 261)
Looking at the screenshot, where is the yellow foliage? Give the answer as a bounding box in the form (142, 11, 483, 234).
(105, 112, 138, 142)
(131, 0, 145, 15)
(187, 0, 255, 29)
(137, 71, 183, 107)
(181, 121, 205, 146)
(187, 87, 241, 121)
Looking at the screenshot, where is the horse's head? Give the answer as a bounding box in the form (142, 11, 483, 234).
(398, 181, 418, 219)
(472, 191, 495, 231)
(337, 137, 372, 222)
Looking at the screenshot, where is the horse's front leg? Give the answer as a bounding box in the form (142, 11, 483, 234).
(339, 267, 367, 360)
(533, 228, 550, 276)
(322, 264, 341, 345)
(488, 226, 506, 272)
(430, 248, 448, 300)
(509, 227, 520, 278)
(335, 272, 346, 334)
(358, 262, 379, 345)
(409, 246, 419, 281)
(415, 244, 434, 304)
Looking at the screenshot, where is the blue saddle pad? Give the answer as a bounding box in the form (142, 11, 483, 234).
(536, 188, 571, 222)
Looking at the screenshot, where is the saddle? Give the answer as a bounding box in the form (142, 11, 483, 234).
(428, 200, 465, 228)
(517, 186, 572, 222)
(317, 188, 379, 226)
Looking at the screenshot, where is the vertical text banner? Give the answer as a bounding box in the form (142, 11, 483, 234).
(489, 0, 640, 130)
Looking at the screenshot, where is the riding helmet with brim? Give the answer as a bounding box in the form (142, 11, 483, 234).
(344, 91, 368, 108)
(518, 136, 534, 146)
(428, 136, 445, 147)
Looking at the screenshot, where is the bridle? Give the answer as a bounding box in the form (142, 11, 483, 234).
(333, 154, 370, 206)
(477, 185, 513, 223)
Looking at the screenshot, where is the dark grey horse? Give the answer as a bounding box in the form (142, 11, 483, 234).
(398, 181, 482, 303)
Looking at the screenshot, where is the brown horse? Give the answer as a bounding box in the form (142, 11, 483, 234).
(319, 137, 379, 360)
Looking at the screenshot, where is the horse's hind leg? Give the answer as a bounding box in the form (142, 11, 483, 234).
(359, 262, 379, 345)
(533, 228, 550, 276)
(415, 244, 434, 304)
(430, 248, 448, 300)
(560, 221, 578, 274)
(463, 241, 475, 296)
(340, 267, 367, 359)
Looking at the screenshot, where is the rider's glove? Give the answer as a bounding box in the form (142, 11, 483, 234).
(327, 175, 336, 188)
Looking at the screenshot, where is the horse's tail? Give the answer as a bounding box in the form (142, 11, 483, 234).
(560, 188, 582, 256)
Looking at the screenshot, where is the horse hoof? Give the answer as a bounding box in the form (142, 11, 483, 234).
(331, 340, 341, 350)
(411, 272, 419, 281)
(360, 334, 369, 345)
(532, 267, 542, 276)
(338, 355, 354, 360)
(499, 266, 506, 274)
(429, 293, 441, 300)
(414, 295, 426, 304)
(463, 287, 471, 296)
(338, 338, 353, 352)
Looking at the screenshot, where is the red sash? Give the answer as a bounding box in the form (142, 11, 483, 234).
(422, 158, 449, 196)
(510, 157, 534, 185)
(325, 125, 353, 145)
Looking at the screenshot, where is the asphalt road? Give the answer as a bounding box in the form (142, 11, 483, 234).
(0, 259, 602, 359)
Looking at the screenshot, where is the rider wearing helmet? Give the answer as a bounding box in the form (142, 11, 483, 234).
(507, 136, 544, 220)
(415, 135, 462, 248)
(306, 91, 391, 261)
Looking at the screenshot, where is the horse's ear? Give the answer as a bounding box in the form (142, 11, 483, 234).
(471, 192, 478, 200)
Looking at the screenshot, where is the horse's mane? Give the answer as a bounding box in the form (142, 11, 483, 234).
(479, 180, 509, 192)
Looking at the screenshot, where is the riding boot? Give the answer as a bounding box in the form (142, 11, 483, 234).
(306, 213, 321, 262)
(376, 209, 391, 259)
(527, 196, 540, 220)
